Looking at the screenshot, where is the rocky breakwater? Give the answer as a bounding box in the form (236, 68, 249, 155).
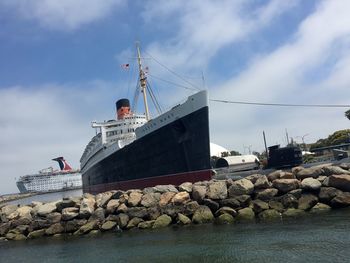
(1, 162, 350, 241)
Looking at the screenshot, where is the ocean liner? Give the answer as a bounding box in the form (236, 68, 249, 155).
(16, 157, 82, 193)
(80, 45, 212, 194)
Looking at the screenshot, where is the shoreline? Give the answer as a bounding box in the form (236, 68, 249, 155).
(1, 161, 350, 241)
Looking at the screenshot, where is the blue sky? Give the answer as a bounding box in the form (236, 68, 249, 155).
(0, 0, 349, 194)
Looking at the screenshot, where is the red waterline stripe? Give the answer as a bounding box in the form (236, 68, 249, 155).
(84, 169, 213, 194)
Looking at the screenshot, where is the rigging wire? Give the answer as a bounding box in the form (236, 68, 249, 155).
(144, 51, 201, 91)
(147, 73, 198, 91)
(210, 99, 350, 108)
(146, 83, 162, 114)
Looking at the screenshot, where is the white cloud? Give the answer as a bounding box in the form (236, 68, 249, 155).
(1, 0, 125, 31)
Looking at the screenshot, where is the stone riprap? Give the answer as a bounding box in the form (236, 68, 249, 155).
(1, 163, 350, 241)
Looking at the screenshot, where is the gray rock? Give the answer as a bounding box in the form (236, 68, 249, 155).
(116, 203, 128, 213)
(219, 198, 240, 209)
(330, 191, 350, 208)
(339, 163, 350, 170)
(55, 199, 77, 212)
(235, 195, 251, 207)
(95, 191, 113, 208)
(318, 187, 341, 203)
(159, 192, 176, 206)
(64, 219, 87, 233)
(298, 194, 318, 210)
(146, 206, 161, 220)
(283, 208, 306, 218)
(215, 213, 235, 224)
(152, 214, 172, 228)
(254, 175, 271, 189)
(1, 205, 18, 217)
(280, 194, 298, 209)
(310, 203, 331, 213)
(127, 191, 143, 207)
(236, 208, 255, 221)
(141, 193, 161, 208)
(279, 172, 295, 180)
(322, 166, 350, 176)
(127, 207, 148, 219)
(267, 170, 283, 181)
(258, 209, 281, 221)
(254, 188, 278, 201)
(45, 223, 64, 235)
(74, 220, 99, 235)
(89, 207, 105, 222)
(161, 204, 184, 218)
(126, 217, 144, 229)
(5, 232, 27, 241)
(61, 207, 79, 221)
(192, 185, 207, 202)
(37, 202, 57, 217)
(268, 200, 284, 212)
(183, 201, 200, 217)
(138, 220, 155, 229)
(79, 197, 95, 218)
(228, 179, 254, 196)
(251, 200, 269, 213)
(16, 206, 33, 220)
(203, 199, 219, 213)
(178, 182, 193, 193)
(0, 222, 10, 236)
(153, 185, 178, 193)
(117, 213, 129, 229)
(46, 212, 62, 224)
(300, 178, 321, 191)
(100, 221, 117, 231)
(28, 229, 46, 239)
(327, 174, 350, 192)
(171, 191, 190, 205)
(177, 213, 191, 225)
(207, 181, 227, 200)
(192, 206, 214, 224)
(215, 207, 237, 217)
(245, 174, 263, 184)
(106, 199, 120, 214)
(272, 179, 300, 193)
(296, 166, 323, 180)
(289, 189, 303, 199)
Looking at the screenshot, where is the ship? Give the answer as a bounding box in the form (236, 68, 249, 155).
(80, 45, 212, 194)
(16, 157, 82, 193)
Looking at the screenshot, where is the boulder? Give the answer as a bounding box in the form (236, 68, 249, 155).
(268, 200, 284, 212)
(192, 206, 214, 224)
(279, 172, 296, 180)
(254, 188, 278, 201)
(29, 219, 51, 231)
(0, 222, 10, 236)
(235, 195, 251, 207)
(16, 206, 33, 220)
(295, 166, 323, 180)
(219, 198, 240, 209)
(61, 207, 79, 221)
(79, 197, 95, 218)
(153, 185, 178, 193)
(192, 185, 207, 202)
(126, 217, 144, 229)
(267, 170, 283, 181)
(159, 192, 176, 207)
(216, 214, 235, 224)
(37, 202, 57, 217)
(161, 204, 184, 218)
(330, 191, 350, 208)
(215, 207, 237, 217)
(258, 209, 281, 221)
(146, 206, 161, 220)
(172, 192, 191, 205)
(28, 229, 46, 239)
(55, 199, 77, 212)
(178, 182, 193, 193)
(128, 192, 143, 207)
(118, 193, 129, 204)
(289, 189, 303, 199)
(117, 213, 129, 229)
(64, 219, 87, 233)
(254, 175, 271, 189)
(251, 200, 269, 213)
(339, 163, 350, 170)
(280, 194, 298, 209)
(203, 199, 219, 213)
(228, 179, 254, 196)
(127, 207, 148, 219)
(5, 232, 27, 241)
(101, 221, 117, 231)
(318, 187, 341, 203)
(317, 176, 327, 183)
(89, 207, 105, 222)
(272, 179, 300, 193)
(322, 166, 350, 176)
(138, 220, 155, 229)
(236, 208, 255, 221)
(45, 223, 64, 236)
(95, 191, 113, 208)
(310, 203, 331, 213)
(245, 174, 263, 184)
(46, 212, 62, 224)
(1, 205, 18, 217)
(301, 178, 322, 191)
(327, 174, 350, 192)
(206, 181, 227, 200)
(74, 220, 99, 235)
(117, 203, 128, 213)
(141, 193, 161, 208)
(183, 201, 200, 217)
(152, 214, 172, 229)
(298, 194, 318, 211)
(177, 213, 191, 225)
(106, 199, 120, 214)
(282, 208, 306, 218)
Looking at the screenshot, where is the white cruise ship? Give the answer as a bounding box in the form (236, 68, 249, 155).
(16, 157, 82, 193)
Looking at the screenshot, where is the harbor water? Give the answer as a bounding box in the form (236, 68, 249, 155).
(1, 208, 350, 262)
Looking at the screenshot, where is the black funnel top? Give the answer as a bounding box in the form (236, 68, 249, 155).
(116, 99, 130, 110)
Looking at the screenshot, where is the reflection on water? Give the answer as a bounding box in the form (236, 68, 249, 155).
(1, 209, 350, 262)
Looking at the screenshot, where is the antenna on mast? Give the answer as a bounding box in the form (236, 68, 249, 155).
(136, 42, 150, 121)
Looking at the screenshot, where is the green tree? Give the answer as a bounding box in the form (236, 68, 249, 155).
(346, 109, 350, 120)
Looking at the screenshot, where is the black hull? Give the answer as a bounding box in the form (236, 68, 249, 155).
(82, 106, 211, 193)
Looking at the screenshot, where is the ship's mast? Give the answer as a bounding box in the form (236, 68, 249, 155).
(136, 43, 150, 121)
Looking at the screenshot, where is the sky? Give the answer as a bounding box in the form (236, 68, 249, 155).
(0, 0, 349, 194)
